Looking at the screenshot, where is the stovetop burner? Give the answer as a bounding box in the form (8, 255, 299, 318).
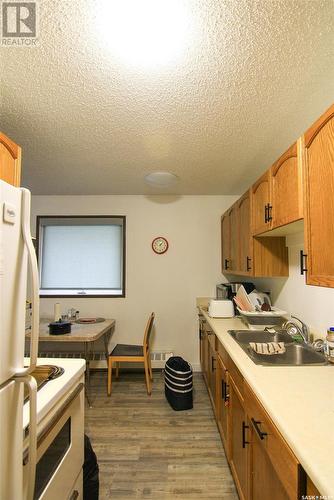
(24, 365, 65, 402)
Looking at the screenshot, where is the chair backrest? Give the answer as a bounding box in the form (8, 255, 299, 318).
(143, 312, 155, 349)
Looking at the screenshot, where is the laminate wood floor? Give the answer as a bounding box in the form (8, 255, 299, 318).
(85, 370, 238, 500)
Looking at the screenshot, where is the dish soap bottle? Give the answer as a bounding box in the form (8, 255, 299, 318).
(325, 327, 334, 363)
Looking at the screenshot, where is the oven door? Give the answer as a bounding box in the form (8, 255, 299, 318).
(24, 382, 84, 500)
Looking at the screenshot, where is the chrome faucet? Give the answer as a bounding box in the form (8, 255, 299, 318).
(282, 315, 310, 344)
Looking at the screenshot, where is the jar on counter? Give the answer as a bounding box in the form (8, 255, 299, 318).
(325, 328, 334, 363)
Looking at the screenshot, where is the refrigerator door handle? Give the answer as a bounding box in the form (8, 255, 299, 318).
(17, 375, 37, 500)
(17, 188, 40, 376)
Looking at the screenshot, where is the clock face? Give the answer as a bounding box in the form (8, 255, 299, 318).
(152, 237, 169, 254)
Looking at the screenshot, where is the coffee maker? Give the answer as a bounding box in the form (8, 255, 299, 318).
(216, 282, 255, 315)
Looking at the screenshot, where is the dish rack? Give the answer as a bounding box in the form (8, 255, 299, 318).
(237, 307, 287, 330)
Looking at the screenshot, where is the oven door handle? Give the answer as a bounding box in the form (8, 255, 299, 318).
(16, 188, 40, 376)
(18, 375, 37, 500)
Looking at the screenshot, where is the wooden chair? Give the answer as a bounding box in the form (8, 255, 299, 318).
(107, 312, 155, 396)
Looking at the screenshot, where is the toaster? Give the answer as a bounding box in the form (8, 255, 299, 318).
(208, 299, 235, 318)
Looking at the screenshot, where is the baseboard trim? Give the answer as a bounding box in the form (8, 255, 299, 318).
(88, 360, 202, 371)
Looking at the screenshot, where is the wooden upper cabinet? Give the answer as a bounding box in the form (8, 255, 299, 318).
(253, 237, 288, 277)
(229, 203, 239, 272)
(251, 143, 303, 235)
(0, 132, 21, 186)
(238, 190, 252, 275)
(221, 212, 230, 273)
(221, 203, 239, 273)
(303, 104, 334, 287)
(251, 170, 271, 235)
(270, 141, 303, 229)
(221, 191, 288, 278)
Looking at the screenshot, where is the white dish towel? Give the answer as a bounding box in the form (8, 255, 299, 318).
(249, 342, 286, 355)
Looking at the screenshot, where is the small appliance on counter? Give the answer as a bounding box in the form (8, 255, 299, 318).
(208, 299, 235, 318)
(216, 282, 255, 315)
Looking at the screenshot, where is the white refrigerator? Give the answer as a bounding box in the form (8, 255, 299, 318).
(0, 180, 40, 500)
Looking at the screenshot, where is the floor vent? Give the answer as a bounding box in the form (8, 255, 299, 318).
(150, 351, 174, 368)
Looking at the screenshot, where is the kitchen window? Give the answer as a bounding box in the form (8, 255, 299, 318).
(36, 216, 126, 297)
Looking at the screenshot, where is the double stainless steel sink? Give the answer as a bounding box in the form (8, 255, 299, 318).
(229, 330, 328, 366)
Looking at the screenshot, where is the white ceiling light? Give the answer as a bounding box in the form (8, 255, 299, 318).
(97, 0, 191, 67)
(144, 171, 179, 188)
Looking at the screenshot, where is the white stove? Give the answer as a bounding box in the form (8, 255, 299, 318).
(23, 357, 85, 429)
(23, 358, 86, 500)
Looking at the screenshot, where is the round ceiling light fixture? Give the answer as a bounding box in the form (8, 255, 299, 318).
(144, 171, 179, 188)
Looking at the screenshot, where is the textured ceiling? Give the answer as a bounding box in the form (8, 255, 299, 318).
(1, 0, 334, 195)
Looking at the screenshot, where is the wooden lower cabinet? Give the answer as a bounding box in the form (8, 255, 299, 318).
(198, 321, 307, 500)
(306, 476, 321, 497)
(199, 318, 209, 384)
(229, 377, 248, 500)
(249, 423, 289, 500)
(245, 382, 299, 499)
(207, 337, 217, 408)
(216, 355, 229, 452)
(199, 319, 216, 407)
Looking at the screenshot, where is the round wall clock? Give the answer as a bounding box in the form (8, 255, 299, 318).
(152, 236, 169, 254)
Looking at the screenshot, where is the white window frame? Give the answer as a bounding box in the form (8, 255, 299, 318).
(36, 215, 126, 297)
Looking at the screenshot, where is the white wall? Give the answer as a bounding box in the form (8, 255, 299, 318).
(253, 229, 334, 339)
(31, 194, 238, 367)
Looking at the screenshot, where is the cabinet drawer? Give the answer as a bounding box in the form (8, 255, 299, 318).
(227, 357, 244, 400)
(217, 340, 228, 367)
(245, 382, 299, 499)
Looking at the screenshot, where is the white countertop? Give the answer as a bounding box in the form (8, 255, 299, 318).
(199, 306, 334, 497)
(23, 357, 86, 429)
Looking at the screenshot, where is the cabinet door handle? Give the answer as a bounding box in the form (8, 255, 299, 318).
(242, 421, 250, 448)
(222, 380, 229, 402)
(224, 382, 229, 405)
(211, 356, 216, 372)
(300, 250, 308, 275)
(224, 258, 230, 270)
(251, 418, 268, 440)
(267, 204, 273, 222)
(264, 204, 268, 223)
(246, 256, 252, 271)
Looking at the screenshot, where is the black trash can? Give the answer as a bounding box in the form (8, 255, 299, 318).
(164, 356, 193, 411)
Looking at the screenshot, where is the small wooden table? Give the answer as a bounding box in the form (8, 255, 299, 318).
(26, 319, 116, 406)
